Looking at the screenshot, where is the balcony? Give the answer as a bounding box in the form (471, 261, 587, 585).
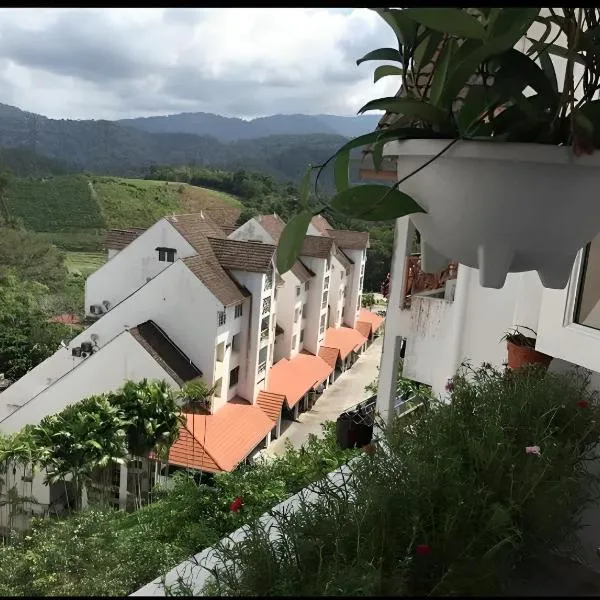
(257, 360, 266, 374)
(262, 296, 271, 315)
(264, 271, 273, 291)
(260, 328, 269, 343)
(403, 254, 458, 309)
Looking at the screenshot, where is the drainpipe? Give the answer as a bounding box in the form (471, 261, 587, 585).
(445, 265, 471, 398)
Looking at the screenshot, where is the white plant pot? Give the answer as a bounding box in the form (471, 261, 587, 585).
(387, 139, 600, 289)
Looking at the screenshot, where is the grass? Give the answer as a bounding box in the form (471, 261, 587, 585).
(65, 252, 106, 278)
(204, 364, 600, 596)
(5, 174, 241, 251)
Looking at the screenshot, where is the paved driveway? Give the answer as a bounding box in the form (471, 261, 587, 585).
(265, 336, 383, 456)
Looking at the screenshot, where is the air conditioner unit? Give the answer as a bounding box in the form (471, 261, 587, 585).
(89, 304, 104, 315)
(71, 346, 82, 357)
(102, 300, 111, 311)
(80, 341, 93, 354)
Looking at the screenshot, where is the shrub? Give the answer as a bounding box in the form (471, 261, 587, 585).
(0, 422, 355, 596)
(205, 365, 600, 596)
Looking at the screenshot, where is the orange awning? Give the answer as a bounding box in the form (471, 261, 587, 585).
(358, 308, 385, 335)
(165, 398, 274, 473)
(268, 351, 333, 408)
(324, 326, 368, 360)
(318, 345, 340, 369)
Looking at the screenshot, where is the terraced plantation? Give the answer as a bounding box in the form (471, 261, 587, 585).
(5, 174, 241, 253)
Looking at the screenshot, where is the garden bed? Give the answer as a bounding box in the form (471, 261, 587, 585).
(201, 365, 600, 596)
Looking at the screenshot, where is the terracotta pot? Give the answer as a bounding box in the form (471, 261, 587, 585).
(507, 341, 553, 370)
(385, 140, 600, 289)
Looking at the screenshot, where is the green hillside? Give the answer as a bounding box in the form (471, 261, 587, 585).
(5, 174, 240, 251)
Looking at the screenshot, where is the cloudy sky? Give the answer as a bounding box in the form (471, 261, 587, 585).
(0, 7, 399, 121)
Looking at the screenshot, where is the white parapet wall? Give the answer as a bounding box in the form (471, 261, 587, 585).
(130, 459, 359, 597)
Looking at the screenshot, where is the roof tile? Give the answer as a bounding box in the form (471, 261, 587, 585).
(208, 237, 275, 273)
(311, 215, 334, 235)
(301, 235, 334, 259)
(256, 214, 286, 242)
(333, 246, 353, 271)
(104, 228, 146, 251)
(203, 207, 241, 228)
(290, 260, 314, 283)
(358, 308, 385, 333)
(355, 320, 372, 339)
(324, 326, 368, 360)
(166, 399, 273, 473)
(326, 229, 370, 250)
(256, 391, 285, 421)
(318, 346, 339, 369)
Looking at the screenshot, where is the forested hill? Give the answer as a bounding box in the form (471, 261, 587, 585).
(0, 103, 375, 182)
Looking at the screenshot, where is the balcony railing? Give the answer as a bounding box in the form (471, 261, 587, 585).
(264, 271, 273, 291)
(257, 361, 266, 374)
(403, 254, 458, 309)
(262, 296, 271, 314)
(260, 328, 269, 341)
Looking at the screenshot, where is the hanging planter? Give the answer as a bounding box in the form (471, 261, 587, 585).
(391, 139, 600, 289)
(275, 8, 600, 290)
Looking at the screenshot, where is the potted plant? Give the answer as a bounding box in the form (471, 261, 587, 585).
(501, 325, 553, 369)
(276, 8, 600, 290)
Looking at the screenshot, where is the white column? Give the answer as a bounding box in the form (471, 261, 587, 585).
(265, 430, 272, 447)
(294, 403, 299, 420)
(276, 415, 282, 438)
(118, 462, 128, 510)
(376, 217, 414, 424)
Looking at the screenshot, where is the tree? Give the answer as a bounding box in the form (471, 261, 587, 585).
(362, 292, 375, 309)
(0, 271, 70, 380)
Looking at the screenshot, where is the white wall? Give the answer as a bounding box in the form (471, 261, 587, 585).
(85, 220, 196, 317)
(1, 332, 179, 434)
(0, 262, 221, 421)
(274, 271, 307, 361)
(328, 254, 346, 328)
(228, 219, 274, 244)
(343, 248, 366, 328)
(302, 256, 328, 354)
(229, 269, 274, 403)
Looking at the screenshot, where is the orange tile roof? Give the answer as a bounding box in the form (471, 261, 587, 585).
(318, 345, 339, 369)
(47, 313, 81, 325)
(268, 352, 333, 409)
(324, 326, 368, 360)
(358, 308, 385, 333)
(165, 398, 274, 473)
(256, 391, 285, 421)
(355, 320, 371, 339)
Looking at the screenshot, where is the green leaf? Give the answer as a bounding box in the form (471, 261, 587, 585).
(373, 65, 404, 83)
(357, 47, 403, 67)
(529, 42, 587, 66)
(372, 142, 384, 173)
(276, 211, 312, 274)
(536, 47, 558, 94)
(402, 8, 486, 40)
(413, 30, 444, 72)
(358, 97, 445, 124)
(373, 9, 418, 48)
(429, 38, 455, 108)
(455, 85, 493, 135)
(299, 166, 312, 210)
(334, 150, 350, 192)
(573, 112, 594, 138)
(444, 9, 540, 104)
(330, 185, 425, 222)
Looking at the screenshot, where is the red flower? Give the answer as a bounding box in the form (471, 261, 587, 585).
(577, 400, 590, 409)
(415, 544, 432, 556)
(229, 496, 244, 513)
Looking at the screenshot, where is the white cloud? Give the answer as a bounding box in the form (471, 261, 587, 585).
(0, 7, 399, 120)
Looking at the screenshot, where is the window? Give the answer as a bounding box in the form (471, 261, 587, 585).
(576, 234, 600, 329)
(258, 346, 268, 374)
(322, 291, 328, 309)
(294, 307, 300, 323)
(261, 316, 270, 340)
(231, 333, 240, 351)
(305, 281, 310, 291)
(217, 310, 226, 326)
(229, 366, 239, 387)
(296, 285, 301, 297)
(302, 303, 308, 319)
(320, 313, 326, 334)
(235, 303, 243, 318)
(324, 275, 330, 290)
(265, 269, 273, 290)
(292, 334, 297, 349)
(156, 247, 176, 262)
(300, 329, 305, 343)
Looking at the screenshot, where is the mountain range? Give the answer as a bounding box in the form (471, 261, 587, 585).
(0, 103, 380, 181)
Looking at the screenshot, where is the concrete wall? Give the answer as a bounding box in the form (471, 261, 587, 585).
(328, 254, 346, 328)
(85, 220, 196, 316)
(228, 219, 274, 244)
(1, 331, 179, 434)
(343, 248, 366, 328)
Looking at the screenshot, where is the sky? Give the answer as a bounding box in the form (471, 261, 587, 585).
(0, 7, 399, 121)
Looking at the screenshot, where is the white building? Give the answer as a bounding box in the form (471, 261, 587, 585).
(373, 159, 600, 423)
(0, 206, 381, 525)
